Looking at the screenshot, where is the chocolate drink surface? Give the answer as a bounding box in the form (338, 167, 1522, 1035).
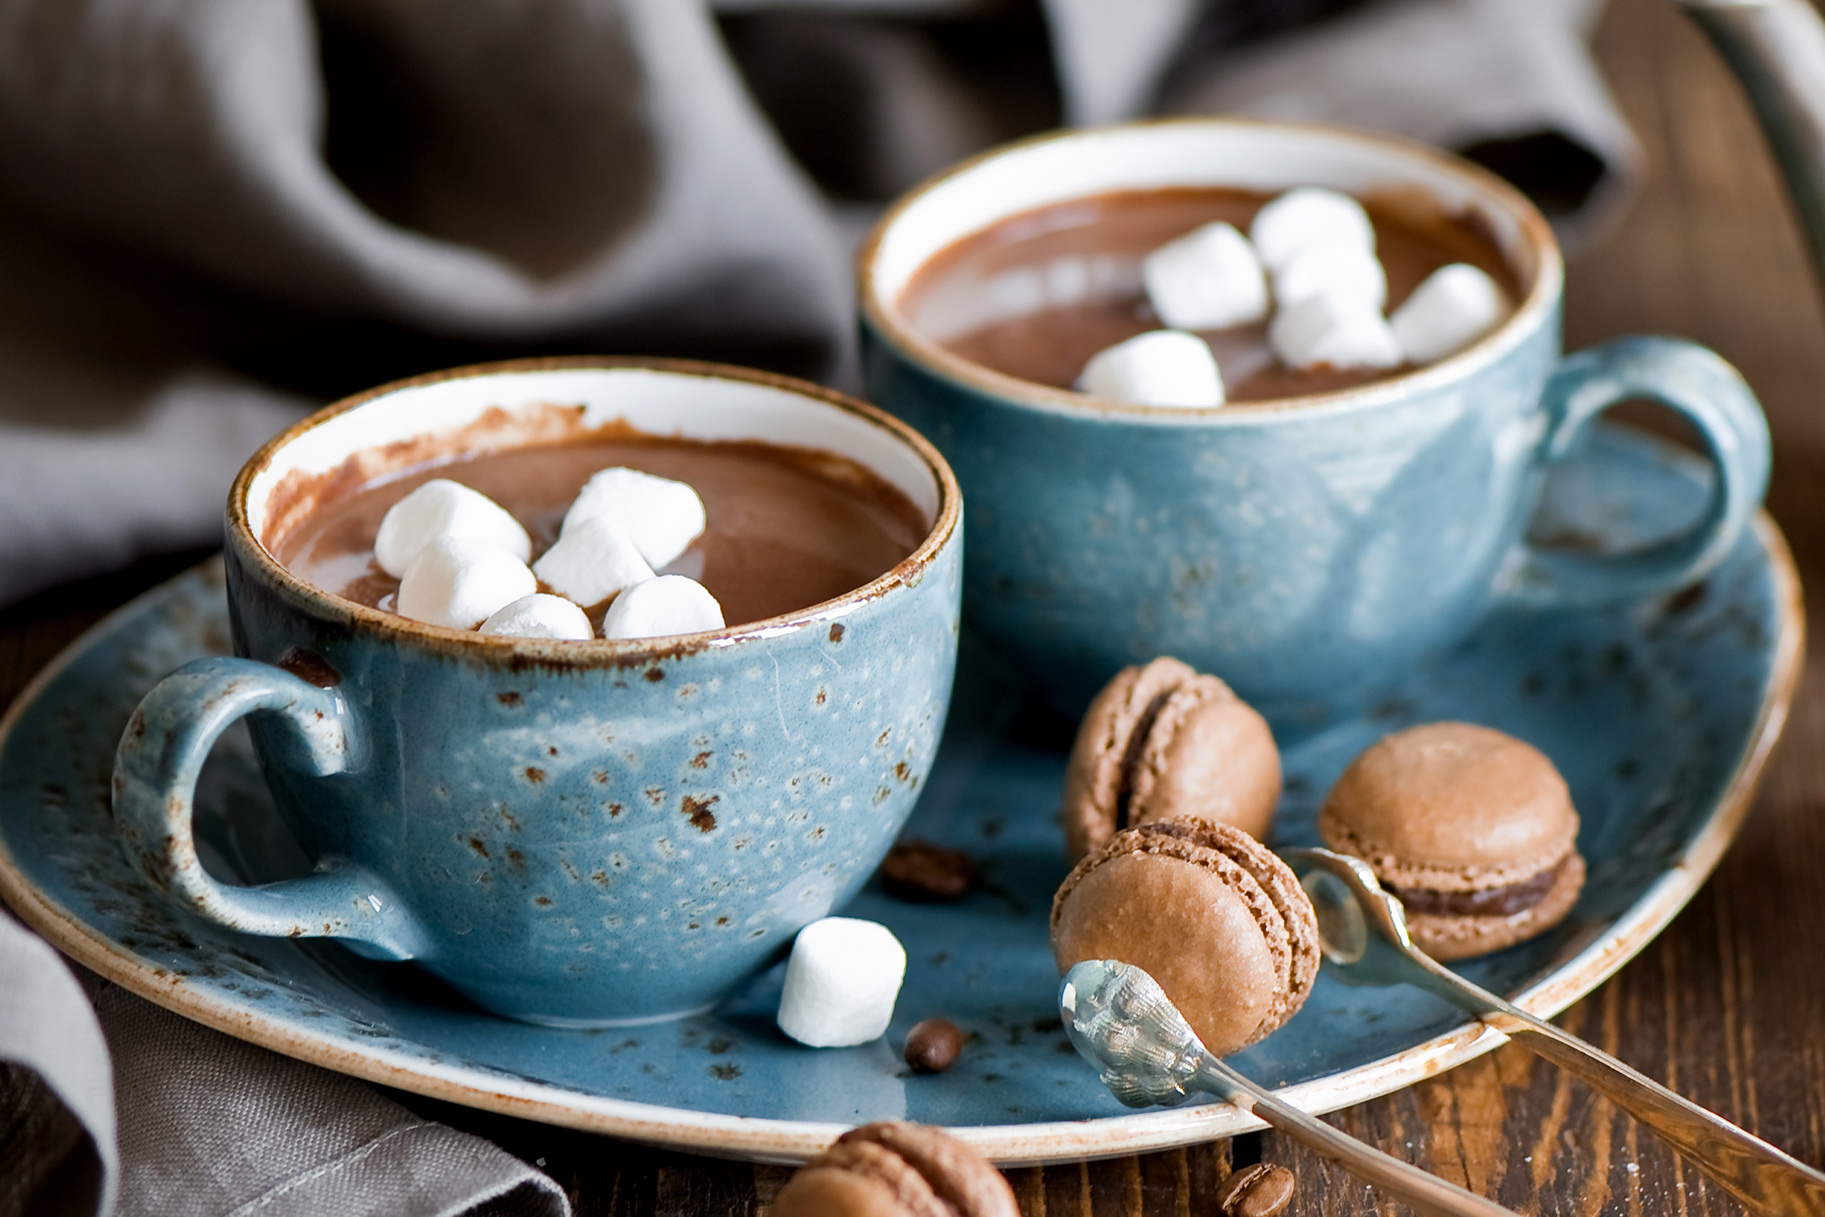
(278, 436, 928, 630)
(900, 187, 1519, 402)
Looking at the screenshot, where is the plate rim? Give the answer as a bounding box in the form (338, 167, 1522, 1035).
(0, 509, 1803, 1166)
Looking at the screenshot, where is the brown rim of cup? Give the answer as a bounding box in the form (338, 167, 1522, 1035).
(225, 355, 963, 666)
(857, 116, 1564, 422)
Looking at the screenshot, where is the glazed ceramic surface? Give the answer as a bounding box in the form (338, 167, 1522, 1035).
(109, 361, 963, 1026)
(860, 121, 1772, 720)
(0, 425, 1799, 1162)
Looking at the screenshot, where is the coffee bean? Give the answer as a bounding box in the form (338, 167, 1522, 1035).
(903, 1018, 966, 1073)
(1216, 1162, 1295, 1217)
(880, 840, 980, 902)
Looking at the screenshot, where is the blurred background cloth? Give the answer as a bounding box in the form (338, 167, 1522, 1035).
(0, 0, 1639, 609)
(0, 2, 1638, 1213)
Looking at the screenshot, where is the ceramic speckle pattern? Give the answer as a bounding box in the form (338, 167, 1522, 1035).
(224, 545, 959, 1023)
(108, 360, 963, 1026)
(864, 314, 1564, 719)
(859, 121, 1771, 722)
(0, 426, 1799, 1163)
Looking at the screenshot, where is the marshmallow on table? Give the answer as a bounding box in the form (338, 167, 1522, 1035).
(598, 574, 725, 640)
(374, 479, 532, 578)
(479, 593, 594, 640)
(1268, 293, 1403, 371)
(1142, 221, 1269, 330)
(1272, 241, 1388, 312)
(776, 917, 907, 1048)
(396, 538, 538, 629)
(1079, 330, 1225, 408)
(1390, 263, 1512, 364)
(1250, 187, 1376, 271)
(561, 468, 706, 569)
(531, 516, 655, 607)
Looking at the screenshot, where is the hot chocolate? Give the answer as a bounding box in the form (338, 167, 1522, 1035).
(900, 187, 1520, 402)
(278, 435, 927, 631)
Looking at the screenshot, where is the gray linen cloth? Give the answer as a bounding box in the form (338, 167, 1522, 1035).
(98, 984, 564, 1217)
(0, 915, 566, 1217)
(0, 917, 115, 1217)
(0, 1, 1639, 1213)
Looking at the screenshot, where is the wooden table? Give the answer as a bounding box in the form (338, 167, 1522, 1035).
(5, 0, 1822, 1211)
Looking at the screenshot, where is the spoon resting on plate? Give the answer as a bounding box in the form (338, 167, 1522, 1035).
(1282, 847, 1825, 1217)
(1059, 958, 1518, 1217)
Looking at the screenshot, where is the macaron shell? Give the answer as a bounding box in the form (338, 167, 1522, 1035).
(1053, 851, 1280, 1056)
(1052, 817, 1316, 1054)
(1405, 851, 1586, 961)
(772, 1166, 916, 1217)
(791, 1140, 950, 1217)
(1128, 677, 1282, 841)
(840, 1121, 1019, 1217)
(1320, 722, 1579, 892)
(1062, 657, 1199, 861)
(1193, 824, 1321, 1023)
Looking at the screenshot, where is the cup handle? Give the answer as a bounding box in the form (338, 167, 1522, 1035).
(1503, 335, 1771, 606)
(111, 656, 424, 961)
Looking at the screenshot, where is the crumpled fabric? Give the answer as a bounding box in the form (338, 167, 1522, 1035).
(0, 0, 1638, 609)
(0, 912, 568, 1217)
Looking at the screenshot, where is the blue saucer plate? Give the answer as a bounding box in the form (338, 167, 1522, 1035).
(0, 425, 1801, 1165)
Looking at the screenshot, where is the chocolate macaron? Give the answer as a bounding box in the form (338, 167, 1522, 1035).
(1319, 721, 1586, 961)
(1051, 819, 1319, 1057)
(772, 1121, 1018, 1217)
(1063, 657, 1281, 862)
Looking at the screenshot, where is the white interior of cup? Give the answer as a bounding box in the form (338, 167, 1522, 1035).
(869, 120, 1544, 325)
(245, 366, 941, 548)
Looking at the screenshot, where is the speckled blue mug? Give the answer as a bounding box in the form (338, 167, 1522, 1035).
(860, 120, 1770, 724)
(111, 359, 962, 1026)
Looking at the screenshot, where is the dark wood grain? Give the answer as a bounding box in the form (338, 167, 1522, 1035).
(4, 0, 1822, 1211)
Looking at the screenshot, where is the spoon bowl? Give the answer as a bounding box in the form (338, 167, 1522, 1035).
(1058, 957, 1517, 1217)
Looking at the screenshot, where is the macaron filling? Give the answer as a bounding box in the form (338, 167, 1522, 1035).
(1390, 854, 1573, 917)
(1114, 689, 1176, 830)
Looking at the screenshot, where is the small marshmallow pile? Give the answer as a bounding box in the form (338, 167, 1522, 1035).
(1076, 187, 1512, 408)
(375, 469, 725, 641)
(776, 917, 907, 1048)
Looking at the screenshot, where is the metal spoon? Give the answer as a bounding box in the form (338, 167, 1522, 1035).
(1060, 958, 1519, 1217)
(1283, 846, 1825, 1217)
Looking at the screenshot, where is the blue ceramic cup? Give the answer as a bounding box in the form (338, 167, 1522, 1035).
(859, 119, 1771, 725)
(111, 359, 963, 1025)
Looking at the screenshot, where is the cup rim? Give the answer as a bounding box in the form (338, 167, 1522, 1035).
(226, 355, 963, 663)
(857, 116, 1564, 423)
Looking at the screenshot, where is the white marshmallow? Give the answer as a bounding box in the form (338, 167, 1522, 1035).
(1390, 263, 1512, 364)
(598, 575, 725, 640)
(1078, 330, 1225, 408)
(396, 538, 538, 630)
(1142, 221, 1269, 330)
(531, 517, 655, 607)
(1272, 242, 1388, 311)
(1250, 187, 1376, 271)
(478, 593, 594, 641)
(776, 917, 907, 1048)
(561, 468, 706, 570)
(1268, 293, 1403, 371)
(374, 479, 532, 579)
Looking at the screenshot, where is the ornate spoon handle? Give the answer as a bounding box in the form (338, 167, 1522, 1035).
(1189, 1052, 1517, 1217)
(1405, 950, 1825, 1217)
(1060, 960, 1520, 1217)
(1287, 848, 1825, 1217)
